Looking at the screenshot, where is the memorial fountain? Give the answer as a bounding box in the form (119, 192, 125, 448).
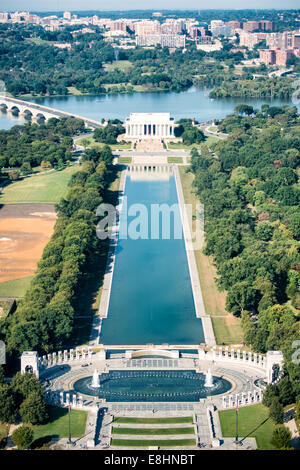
(205, 368, 213, 387)
(91, 369, 100, 388)
(73, 370, 231, 401)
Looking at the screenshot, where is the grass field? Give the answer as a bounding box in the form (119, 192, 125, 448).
(118, 156, 132, 164)
(113, 417, 193, 424)
(219, 404, 276, 450)
(167, 157, 183, 163)
(168, 142, 201, 150)
(0, 166, 79, 204)
(168, 136, 219, 150)
(0, 276, 33, 298)
(178, 166, 243, 346)
(32, 406, 87, 448)
(111, 438, 196, 447)
(113, 427, 195, 435)
(104, 60, 133, 72)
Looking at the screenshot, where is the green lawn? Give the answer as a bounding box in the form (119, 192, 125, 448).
(219, 404, 276, 450)
(168, 137, 218, 150)
(167, 142, 198, 149)
(111, 438, 196, 447)
(32, 406, 87, 447)
(0, 276, 33, 298)
(118, 156, 132, 164)
(167, 157, 183, 163)
(113, 427, 195, 435)
(204, 136, 219, 146)
(0, 166, 79, 204)
(104, 60, 133, 72)
(113, 417, 193, 424)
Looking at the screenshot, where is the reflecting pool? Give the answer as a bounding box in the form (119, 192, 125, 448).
(73, 370, 232, 401)
(99, 172, 205, 345)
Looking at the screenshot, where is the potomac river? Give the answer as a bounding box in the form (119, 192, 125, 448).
(0, 86, 295, 129)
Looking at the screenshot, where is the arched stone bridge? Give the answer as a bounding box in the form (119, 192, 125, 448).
(0, 95, 104, 129)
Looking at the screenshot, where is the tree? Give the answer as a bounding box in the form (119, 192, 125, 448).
(234, 104, 254, 116)
(19, 392, 48, 425)
(258, 305, 295, 333)
(277, 377, 295, 406)
(262, 384, 278, 407)
(271, 425, 292, 449)
(11, 372, 45, 406)
(269, 397, 284, 424)
(226, 281, 257, 316)
(0, 384, 17, 423)
(12, 425, 34, 450)
(255, 221, 274, 241)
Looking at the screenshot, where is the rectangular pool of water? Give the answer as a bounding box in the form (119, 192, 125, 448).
(100, 173, 204, 345)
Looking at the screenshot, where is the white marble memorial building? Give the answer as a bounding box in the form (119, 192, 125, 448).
(125, 112, 175, 139)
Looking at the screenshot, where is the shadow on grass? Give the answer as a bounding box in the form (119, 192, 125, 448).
(31, 435, 56, 450)
(239, 417, 270, 443)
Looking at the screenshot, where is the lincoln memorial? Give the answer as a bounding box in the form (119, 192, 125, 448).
(125, 112, 175, 139)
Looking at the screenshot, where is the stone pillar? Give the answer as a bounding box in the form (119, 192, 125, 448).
(60, 392, 64, 405)
(212, 345, 217, 360)
(222, 396, 227, 408)
(237, 349, 241, 361)
(248, 391, 253, 404)
(70, 349, 74, 361)
(58, 351, 62, 364)
(243, 350, 247, 362)
(254, 353, 257, 364)
(72, 394, 77, 407)
(82, 348, 86, 361)
(52, 352, 57, 366)
(218, 346, 223, 359)
(225, 346, 229, 360)
(248, 352, 252, 364)
(231, 348, 235, 360)
(76, 348, 80, 361)
(47, 354, 52, 367)
(64, 350, 68, 362)
(229, 395, 234, 408)
(66, 393, 70, 406)
(88, 347, 92, 361)
(78, 396, 83, 408)
(42, 355, 47, 366)
(258, 354, 262, 366)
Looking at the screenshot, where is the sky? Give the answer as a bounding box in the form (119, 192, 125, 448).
(0, 0, 299, 12)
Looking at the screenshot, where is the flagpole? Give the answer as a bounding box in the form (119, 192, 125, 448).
(234, 398, 239, 445)
(68, 404, 72, 445)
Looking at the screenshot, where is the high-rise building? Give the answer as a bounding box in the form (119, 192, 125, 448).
(259, 49, 276, 64)
(135, 20, 161, 36)
(63, 11, 71, 20)
(136, 34, 186, 48)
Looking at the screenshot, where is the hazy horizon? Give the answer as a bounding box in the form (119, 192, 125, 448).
(0, 1, 299, 13)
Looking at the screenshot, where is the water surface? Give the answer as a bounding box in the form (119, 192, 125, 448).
(100, 173, 205, 345)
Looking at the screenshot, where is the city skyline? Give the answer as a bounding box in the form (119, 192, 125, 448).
(0, 1, 300, 12)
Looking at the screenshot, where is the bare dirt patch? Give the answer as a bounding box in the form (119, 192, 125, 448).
(0, 204, 56, 282)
